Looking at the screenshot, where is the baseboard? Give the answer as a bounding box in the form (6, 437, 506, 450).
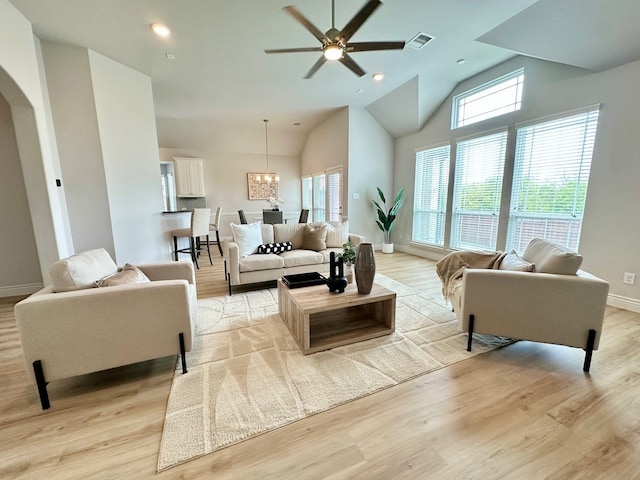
(0, 283, 43, 298)
(607, 294, 640, 313)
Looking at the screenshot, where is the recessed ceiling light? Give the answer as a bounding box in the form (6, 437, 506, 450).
(457, 58, 466, 65)
(165, 53, 175, 60)
(372, 73, 384, 81)
(151, 23, 171, 37)
(292, 122, 301, 126)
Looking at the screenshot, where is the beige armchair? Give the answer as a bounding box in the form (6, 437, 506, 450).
(439, 239, 609, 372)
(14, 249, 197, 409)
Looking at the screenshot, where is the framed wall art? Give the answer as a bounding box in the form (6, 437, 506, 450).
(247, 173, 278, 200)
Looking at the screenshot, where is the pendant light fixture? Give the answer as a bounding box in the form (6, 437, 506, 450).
(263, 119, 279, 183)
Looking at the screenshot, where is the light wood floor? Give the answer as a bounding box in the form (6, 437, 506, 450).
(1, 251, 639, 479)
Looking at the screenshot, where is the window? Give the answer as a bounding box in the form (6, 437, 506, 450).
(506, 107, 600, 252)
(301, 176, 312, 211)
(326, 166, 343, 222)
(412, 144, 450, 246)
(452, 68, 524, 129)
(312, 173, 326, 222)
(451, 130, 508, 251)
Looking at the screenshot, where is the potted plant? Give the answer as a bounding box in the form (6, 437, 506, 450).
(373, 187, 404, 254)
(337, 241, 357, 283)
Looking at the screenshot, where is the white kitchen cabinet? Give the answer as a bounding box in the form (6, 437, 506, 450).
(173, 157, 205, 197)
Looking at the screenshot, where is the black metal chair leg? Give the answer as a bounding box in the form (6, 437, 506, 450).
(227, 273, 232, 296)
(216, 231, 223, 256)
(33, 360, 50, 410)
(179, 333, 188, 374)
(190, 237, 199, 269)
(583, 329, 596, 372)
(206, 234, 213, 265)
(467, 314, 475, 352)
(173, 236, 178, 261)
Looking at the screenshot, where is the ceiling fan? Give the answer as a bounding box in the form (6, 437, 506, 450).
(264, 0, 405, 79)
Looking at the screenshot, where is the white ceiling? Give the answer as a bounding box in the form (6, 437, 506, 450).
(9, 0, 640, 138)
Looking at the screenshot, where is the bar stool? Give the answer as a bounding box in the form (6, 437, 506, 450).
(209, 206, 224, 256)
(172, 208, 212, 269)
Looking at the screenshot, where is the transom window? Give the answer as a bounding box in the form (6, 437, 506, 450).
(452, 68, 524, 129)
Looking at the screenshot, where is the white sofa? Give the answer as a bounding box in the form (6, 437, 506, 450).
(14, 249, 197, 409)
(438, 238, 609, 371)
(224, 221, 364, 294)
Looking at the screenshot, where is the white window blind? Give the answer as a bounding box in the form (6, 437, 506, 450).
(452, 68, 524, 129)
(312, 173, 326, 222)
(301, 176, 312, 211)
(506, 107, 600, 253)
(326, 167, 342, 222)
(451, 130, 508, 251)
(412, 144, 450, 246)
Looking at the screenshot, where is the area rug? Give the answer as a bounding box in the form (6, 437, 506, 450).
(157, 274, 512, 471)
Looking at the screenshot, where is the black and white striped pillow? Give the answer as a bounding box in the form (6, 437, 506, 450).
(257, 241, 293, 254)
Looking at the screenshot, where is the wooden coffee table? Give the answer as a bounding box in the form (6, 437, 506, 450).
(277, 278, 396, 355)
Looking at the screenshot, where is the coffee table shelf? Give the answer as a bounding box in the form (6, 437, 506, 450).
(277, 279, 396, 354)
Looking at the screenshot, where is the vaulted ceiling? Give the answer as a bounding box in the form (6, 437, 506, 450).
(10, 0, 640, 138)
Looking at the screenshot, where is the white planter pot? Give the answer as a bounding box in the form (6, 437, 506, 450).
(381, 243, 394, 254)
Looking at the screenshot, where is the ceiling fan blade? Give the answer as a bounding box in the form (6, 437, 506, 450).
(283, 6, 331, 45)
(265, 47, 321, 54)
(347, 41, 405, 52)
(338, 0, 381, 43)
(339, 53, 366, 77)
(304, 56, 328, 79)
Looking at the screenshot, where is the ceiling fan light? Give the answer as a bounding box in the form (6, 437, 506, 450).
(150, 23, 171, 37)
(323, 45, 343, 60)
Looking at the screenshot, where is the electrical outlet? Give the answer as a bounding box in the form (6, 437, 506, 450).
(623, 272, 636, 285)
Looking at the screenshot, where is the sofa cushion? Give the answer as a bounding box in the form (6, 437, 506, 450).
(95, 263, 151, 287)
(50, 248, 118, 292)
(239, 253, 284, 273)
(273, 223, 305, 248)
(279, 249, 324, 268)
(260, 224, 275, 244)
(324, 221, 350, 248)
(257, 242, 293, 254)
(319, 248, 344, 263)
(231, 222, 263, 257)
(522, 238, 583, 274)
(302, 224, 328, 251)
(499, 251, 535, 272)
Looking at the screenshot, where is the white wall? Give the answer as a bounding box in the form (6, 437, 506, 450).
(347, 106, 395, 245)
(40, 41, 114, 256)
(0, 93, 41, 295)
(0, 0, 73, 292)
(88, 51, 166, 263)
(395, 55, 640, 308)
(41, 41, 169, 264)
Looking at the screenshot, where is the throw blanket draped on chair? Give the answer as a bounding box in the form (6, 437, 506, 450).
(435, 250, 507, 299)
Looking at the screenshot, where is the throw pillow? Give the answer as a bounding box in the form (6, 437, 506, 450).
(499, 251, 535, 272)
(522, 238, 583, 274)
(257, 242, 293, 254)
(230, 222, 263, 257)
(326, 221, 350, 248)
(95, 263, 151, 287)
(49, 248, 118, 292)
(302, 224, 328, 251)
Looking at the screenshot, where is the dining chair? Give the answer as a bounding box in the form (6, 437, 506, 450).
(238, 209, 248, 224)
(172, 208, 212, 269)
(209, 207, 224, 256)
(263, 210, 283, 224)
(298, 209, 309, 223)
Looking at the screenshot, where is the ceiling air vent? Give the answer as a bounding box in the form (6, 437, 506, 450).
(407, 32, 434, 50)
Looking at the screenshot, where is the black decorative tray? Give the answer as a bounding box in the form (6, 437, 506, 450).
(282, 272, 327, 289)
